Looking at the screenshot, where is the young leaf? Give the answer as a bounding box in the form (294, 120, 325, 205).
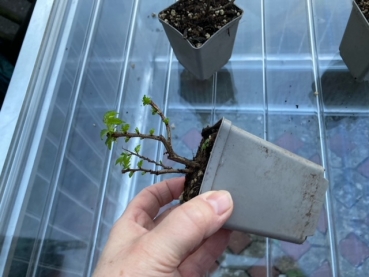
(129, 171, 134, 178)
(137, 160, 143, 168)
(106, 138, 113, 150)
(104, 111, 118, 122)
(115, 156, 125, 165)
(135, 127, 140, 134)
(201, 138, 210, 151)
(164, 117, 170, 125)
(121, 153, 131, 169)
(108, 117, 124, 126)
(125, 137, 130, 143)
(142, 95, 152, 105)
(100, 129, 109, 140)
(151, 108, 157, 115)
(134, 145, 141, 154)
(121, 123, 130, 133)
(149, 128, 155, 136)
(141, 171, 146, 176)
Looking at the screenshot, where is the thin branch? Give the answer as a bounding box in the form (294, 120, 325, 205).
(122, 148, 172, 170)
(148, 99, 172, 149)
(111, 132, 200, 168)
(122, 168, 192, 175)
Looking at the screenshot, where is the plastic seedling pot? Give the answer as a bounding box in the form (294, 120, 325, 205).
(339, 1, 369, 82)
(159, 4, 243, 80)
(200, 119, 329, 244)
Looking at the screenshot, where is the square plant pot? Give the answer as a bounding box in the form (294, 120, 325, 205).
(339, 1, 369, 82)
(159, 3, 243, 80)
(200, 119, 328, 244)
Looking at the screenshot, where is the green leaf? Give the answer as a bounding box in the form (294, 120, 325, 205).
(164, 117, 169, 125)
(120, 153, 131, 169)
(137, 160, 143, 168)
(201, 138, 210, 151)
(125, 137, 130, 143)
(149, 129, 155, 136)
(129, 171, 134, 178)
(106, 138, 113, 150)
(142, 95, 152, 105)
(100, 129, 109, 140)
(122, 123, 130, 133)
(151, 108, 157, 115)
(141, 171, 146, 176)
(115, 156, 125, 165)
(134, 145, 141, 154)
(135, 127, 140, 134)
(104, 111, 118, 122)
(108, 117, 124, 126)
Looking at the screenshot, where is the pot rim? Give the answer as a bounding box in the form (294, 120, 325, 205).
(353, 0, 369, 27)
(158, 3, 244, 49)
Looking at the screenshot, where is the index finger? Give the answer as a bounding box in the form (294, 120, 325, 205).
(123, 177, 185, 223)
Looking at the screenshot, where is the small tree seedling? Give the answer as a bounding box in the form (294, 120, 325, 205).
(101, 96, 221, 201)
(101, 96, 202, 177)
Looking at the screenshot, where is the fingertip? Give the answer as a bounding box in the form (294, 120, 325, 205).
(201, 190, 233, 216)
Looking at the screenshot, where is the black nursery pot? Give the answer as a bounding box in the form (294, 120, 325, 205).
(159, 3, 243, 80)
(339, 1, 369, 82)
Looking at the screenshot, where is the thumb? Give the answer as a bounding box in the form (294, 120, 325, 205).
(145, 190, 233, 265)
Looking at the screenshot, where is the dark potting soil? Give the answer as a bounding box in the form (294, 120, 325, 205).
(181, 120, 222, 202)
(356, 0, 369, 21)
(159, 0, 242, 48)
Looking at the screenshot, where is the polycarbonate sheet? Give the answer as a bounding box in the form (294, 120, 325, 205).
(1, 0, 369, 276)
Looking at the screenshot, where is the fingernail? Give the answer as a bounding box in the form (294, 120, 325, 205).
(206, 191, 232, 215)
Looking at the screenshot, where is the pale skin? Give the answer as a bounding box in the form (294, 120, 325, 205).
(93, 177, 234, 277)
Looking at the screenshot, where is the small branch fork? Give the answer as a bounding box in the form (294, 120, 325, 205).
(121, 147, 192, 175)
(110, 97, 201, 174)
(122, 147, 172, 169)
(111, 132, 200, 168)
(149, 99, 173, 149)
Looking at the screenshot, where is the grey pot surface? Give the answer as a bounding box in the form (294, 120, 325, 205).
(200, 119, 329, 244)
(339, 1, 369, 82)
(159, 4, 243, 80)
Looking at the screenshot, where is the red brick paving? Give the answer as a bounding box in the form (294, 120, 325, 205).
(339, 233, 369, 267)
(281, 241, 311, 261)
(181, 128, 202, 151)
(274, 133, 304, 153)
(317, 208, 328, 234)
(228, 231, 252, 254)
(310, 261, 333, 277)
(357, 157, 369, 179)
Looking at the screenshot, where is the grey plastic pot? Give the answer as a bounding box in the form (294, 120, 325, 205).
(159, 4, 243, 80)
(200, 119, 329, 244)
(339, 1, 369, 82)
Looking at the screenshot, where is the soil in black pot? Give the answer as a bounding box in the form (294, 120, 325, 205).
(181, 119, 222, 202)
(159, 0, 242, 48)
(356, 0, 369, 21)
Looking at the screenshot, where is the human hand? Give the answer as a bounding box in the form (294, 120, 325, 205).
(93, 177, 233, 277)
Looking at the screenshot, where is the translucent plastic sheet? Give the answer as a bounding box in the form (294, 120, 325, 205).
(1, 0, 369, 276)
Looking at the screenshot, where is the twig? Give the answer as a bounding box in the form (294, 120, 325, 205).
(122, 168, 192, 175)
(148, 99, 173, 149)
(111, 132, 200, 168)
(122, 147, 172, 169)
